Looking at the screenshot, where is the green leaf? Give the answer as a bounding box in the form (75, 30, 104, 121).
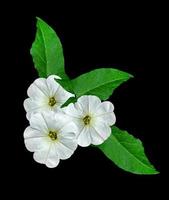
(30, 17, 68, 79)
(71, 68, 133, 100)
(98, 126, 159, 174)
(57, 79, 74, 94)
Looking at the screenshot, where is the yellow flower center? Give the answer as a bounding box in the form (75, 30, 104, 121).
(48, 97, 56, 107)
(48, 131, 58, 141)
(83, 115, 91, 125)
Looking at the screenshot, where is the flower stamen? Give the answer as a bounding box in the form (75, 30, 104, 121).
(83, 115, 91, 125)
(48, 97, 56, 107)
(48, 131, 58, 141)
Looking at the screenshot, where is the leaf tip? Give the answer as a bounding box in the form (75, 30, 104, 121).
(36, 16, 42, 21)
(136, 164, 160, 175)
(35, 17, 46, 26)
(151, 169, 160, 175)
(129, 73, 134, 78)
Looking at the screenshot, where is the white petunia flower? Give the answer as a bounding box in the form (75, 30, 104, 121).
(24, 111, 78, 168)
(63, 95, 116, 147)
(24, 75, 74, 119)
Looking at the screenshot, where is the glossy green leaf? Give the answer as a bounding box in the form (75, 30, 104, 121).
(71, 68, 133, 100)
(30, 17, 68, 80)
(98, 126, 159, 174)
(57, 78, 74, 94)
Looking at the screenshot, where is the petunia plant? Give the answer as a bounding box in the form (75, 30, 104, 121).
(23, 17, 159, 174)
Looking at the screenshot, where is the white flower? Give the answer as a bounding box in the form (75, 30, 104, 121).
(24, 111, 78, 168)
(63, 95, 116, 147)
(24, 75, 74, 119)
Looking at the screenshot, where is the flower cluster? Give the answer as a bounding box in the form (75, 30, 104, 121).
(24, 75, 116, 168)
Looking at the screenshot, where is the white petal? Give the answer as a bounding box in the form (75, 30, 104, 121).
(24, 127, 49, 152)
(96, 113, 116, 126)
(88, 126, 104, 145)
(55, 140, 77, 160)
(77, 126, 91, 147)
(63, 103, 84, 118)
(24, 137, 48, 152)
(46, 75, 60, 97)
(67, 118, 85, 138)
(47, 75, 74, 104)
(95, 101, 116, 126)
(59, 122, 78, 137)
(30, 113, 49, 133)
(63, 104, 84, 136)
(24, 98, 42, 112)
(38, 111, 77, 136)
(24, 126, 46, 138)
(77, 95, 101, 114)
(33, 143, 60, 168)
(40, 111, 60, 131)
(27, 78, 49, 99)
(24, 98, 48, 120)
(76, 96, 89, 113)
(87, 95, 101, 113)
(95, 101, 114, 114)
(52, 101, 63, 109)
(54, 112, 78, 132)
(47, 75, 61, 81)
(55, 86, 74, 105)
(91, 122, 111, 145)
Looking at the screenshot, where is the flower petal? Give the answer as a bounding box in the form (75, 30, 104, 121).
(77, 95, 101, 114)
(95, 101, 114, 114)
(62, 103, 84, 118)
(24, 127, 48, 152)
(91, 122, 111, 145)
(24, 98, 48, 120)
(24, 126, 46, 138)
(46, 75, 60, 97)
(24, 137, 48, 152)
(77, 126, 91, 147)
(55, 86, 74, 105)
(55, 140, 77, 160)
(27, 78, 49, 99)
(95, 101, 116, 126)
(33, 143, 60, 168)
(40, 111, 61, 131)
(47, 75, 61, 82)
(54, 112, 78, 131)
(59, 122, 78, 137)
(30, 113, 49, 133)
(87, 126, 104, 145)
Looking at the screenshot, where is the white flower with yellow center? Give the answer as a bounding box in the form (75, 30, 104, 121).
(24, 75, 74, 119)
(24, 111, 78, 168)
(63, 95, 116, 147)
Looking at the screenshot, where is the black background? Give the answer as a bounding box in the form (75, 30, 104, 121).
(4, 2, 164, 198)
